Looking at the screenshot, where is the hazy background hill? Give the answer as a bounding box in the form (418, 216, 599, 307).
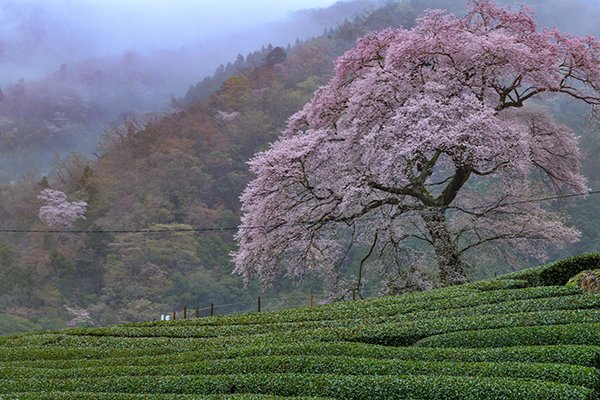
(0, 0, 599, 334)
(0, 0, 382, 183)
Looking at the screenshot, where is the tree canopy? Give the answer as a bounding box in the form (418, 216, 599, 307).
(234, 0, 600, 287)
(38, 189, 87, 229)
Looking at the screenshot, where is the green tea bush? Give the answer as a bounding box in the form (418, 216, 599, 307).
(53, 309, 600, 348)
(499, 253, 600, 286)
(0, 393, 331, 400)
(0, 334, 210, 351)
(2, 356, 597, 389)
(6, 343, 598, 371)
(77, 286, 581, 332)
(3, 254, 600, 400)
(0, 374, 592, 400)
(392, 293, 600, 322)
(0, 346, 175, 362)
(416, 323, 600, 348)
(567, 270, 600, 292)
(314, 309, 600, 346)
(460, 279, 530, 291)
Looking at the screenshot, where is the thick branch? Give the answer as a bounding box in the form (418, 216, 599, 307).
(415, 150, 442, 185)
(368, 180, 437, 206)
(437, 165, 472, 206)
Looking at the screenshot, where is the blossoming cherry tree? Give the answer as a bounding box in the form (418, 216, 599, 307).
(234, 0, 600, 286)
(38, 188, 87, 229)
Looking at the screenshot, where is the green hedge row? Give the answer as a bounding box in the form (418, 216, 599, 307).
(391, 293, 600, 323)
(208, 343, 600, 368)
(122, 290, 599, 338)
(0, 333, 301, 357)
(499, 253, 600, 286)
(4, 309, 599, 356)
(332, 309, 600, 346)
(0, 333, 209, 351)
(0, 394, 331, 400)
(0, 346, 178, 362)
(123, 286, 580, 328)
(5, 343, 598, 371)
(1, 355, 597, 390)
(140, 288, 470, 327)
(49, 310, 593, 345)
(460, 279, 531, 291)
(153, 285, 577, 328)
(0, 374, 594, 400)
(8, 309, 600, 350)
(417, 323, 600, 348)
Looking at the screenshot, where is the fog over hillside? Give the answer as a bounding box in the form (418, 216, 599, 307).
(3, 0, 598, 93)
(0, 0, 375, 85)
(0, 0, 380, 181)
(0, 0, 598, 182)
(514, 0, 600, 37)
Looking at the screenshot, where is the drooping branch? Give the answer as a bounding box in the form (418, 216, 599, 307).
(355, 230, 379, 296)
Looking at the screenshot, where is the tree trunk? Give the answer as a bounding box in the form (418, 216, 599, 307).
(421, 209, 467, 286)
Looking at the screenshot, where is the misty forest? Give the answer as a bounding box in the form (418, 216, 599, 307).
(1, 0, 600, 335)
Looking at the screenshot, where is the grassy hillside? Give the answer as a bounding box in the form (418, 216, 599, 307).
(1, 254, 600, 399)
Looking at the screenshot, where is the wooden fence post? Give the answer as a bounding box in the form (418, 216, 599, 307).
(183, 305, 187, 320)
(351, 289, 356, 301)
(196, 307, 199, 318)
(173, 311, 176, 320)
(257, 296, 261, 312)
(210, 303, 214, 317)
(310, 288, 313, 307)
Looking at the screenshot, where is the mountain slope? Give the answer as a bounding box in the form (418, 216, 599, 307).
(1, 0, 599, 335)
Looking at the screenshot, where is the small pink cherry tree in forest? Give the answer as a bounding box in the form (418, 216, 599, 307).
(234, 0, 600, 288)
(38, 189, 87, 228)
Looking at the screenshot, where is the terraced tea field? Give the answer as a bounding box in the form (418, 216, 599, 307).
(1, 254, 600, 399)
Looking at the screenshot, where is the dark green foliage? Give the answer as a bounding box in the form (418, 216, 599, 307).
(0, 394, 328, 400)
(499, 253, 600, 286)
(0, 243, 21, 295)
(119, 285, 582, 328)
(0, 314, 40, 336)
(0, 374, 592, 400)
(3, 343, 598, 371)
(566, 269, 600, 292)
(460, 279, 530, 291)
(1, 356, 597, 389)
(60, 309, 600, 349)
(0, 346, 177, 362)
(416, 323, 600, 348)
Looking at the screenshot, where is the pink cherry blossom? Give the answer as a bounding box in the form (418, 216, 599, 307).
(234, 0, 598, 287)
(38, 188, 87, 229)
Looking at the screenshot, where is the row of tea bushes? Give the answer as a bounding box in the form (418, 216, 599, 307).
(0, 374, 594, 400)
(124, 286, 581, 327)
(0, 393, 331, 400)
(2, 355, 598, 389)
(4, 343, 599, 371)
(1, 254, 600, 398)
(417, 323, 600, 349)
